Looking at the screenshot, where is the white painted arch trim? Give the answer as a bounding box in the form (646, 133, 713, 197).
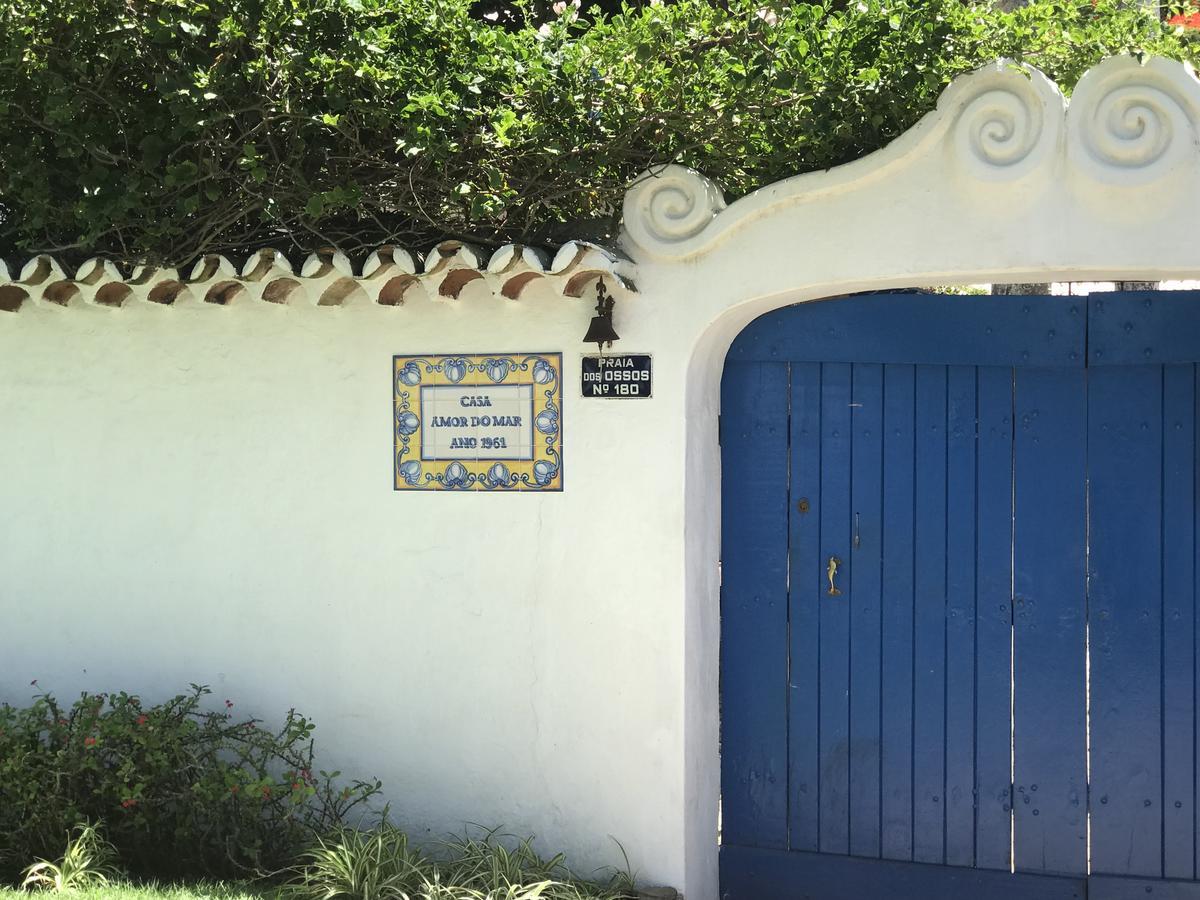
(623, 55, 1200, 269)
(615, 55, 1200, 900)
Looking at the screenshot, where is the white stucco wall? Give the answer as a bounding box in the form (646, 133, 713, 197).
(4, 55, 1200, 900)
(0, 276, 692, 884)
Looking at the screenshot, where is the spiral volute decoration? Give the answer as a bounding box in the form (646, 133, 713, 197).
(1069, 56, 1200, 184)
(949, 66, 1056, 180)
(622, 165, 726, 259)
(1089, 86, 1176, 167)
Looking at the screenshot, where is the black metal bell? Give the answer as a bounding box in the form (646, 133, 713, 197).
(584, 280, 619, 352)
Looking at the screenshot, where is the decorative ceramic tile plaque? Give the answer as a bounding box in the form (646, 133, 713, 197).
(394, 353, 563, 491)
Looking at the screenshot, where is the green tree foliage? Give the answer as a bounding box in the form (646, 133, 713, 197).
(469, 0, 648, 28)
(0, 0, 1196, 265)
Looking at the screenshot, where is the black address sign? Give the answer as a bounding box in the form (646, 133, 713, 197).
(580, 354, 652, 399)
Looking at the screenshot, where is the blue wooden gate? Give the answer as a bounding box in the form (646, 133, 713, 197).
(720, 291, 1200, 900)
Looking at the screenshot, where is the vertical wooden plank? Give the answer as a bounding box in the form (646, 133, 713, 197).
(849, 363, 884, 858)
(1012, 367, 1087, 877)
(913, 364, 949, 865)
(1163, 364, 1195, 880)
(1088, 364, 1164, 879)
(819, 362, 853, 854)
(975, 366, 1015, 871)
(945, 365, 978, 867)
(789, 361, 822, 852)
(880, 364, 916, 861)
(720, 361, 790, 849)
(1194, 364, 1200, 884)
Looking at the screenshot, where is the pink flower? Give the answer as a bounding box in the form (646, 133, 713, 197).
(84, 737, 97, 747)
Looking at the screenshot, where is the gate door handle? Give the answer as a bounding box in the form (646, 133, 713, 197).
(826, 556, 843, 596)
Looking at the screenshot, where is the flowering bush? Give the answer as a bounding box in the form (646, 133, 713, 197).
(0, 685, 381, 883)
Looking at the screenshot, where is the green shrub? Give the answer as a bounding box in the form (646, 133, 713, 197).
(286, 825, 426, 900)
(20, 823, 121, 893)
(284, 825, 636, 900)
(0, 686, 380, 883)
(0, 0, 1196, 266)
(433, 830, 635, 900)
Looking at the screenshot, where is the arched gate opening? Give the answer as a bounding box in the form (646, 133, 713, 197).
(719, 289, 1200, 899)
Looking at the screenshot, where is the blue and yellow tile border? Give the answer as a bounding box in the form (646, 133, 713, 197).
(393, 353, 563, 492)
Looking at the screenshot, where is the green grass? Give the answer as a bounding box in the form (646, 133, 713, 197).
(0, 884, 273, 900)
(0, 878, 630, 900)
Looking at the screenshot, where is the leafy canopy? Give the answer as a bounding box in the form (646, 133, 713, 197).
(0, 0, 1196, 265)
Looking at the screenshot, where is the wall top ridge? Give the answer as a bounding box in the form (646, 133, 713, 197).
(621, 55, 1200, 262)
(0, 239, 635, 314)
